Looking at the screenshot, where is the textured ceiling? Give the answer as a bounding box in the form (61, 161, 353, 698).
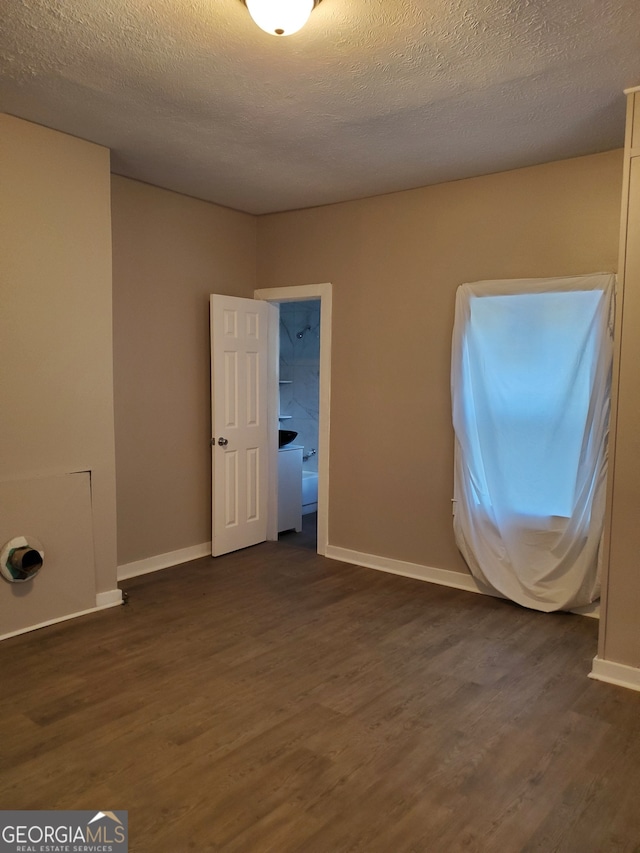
(1, 0, 639, 214)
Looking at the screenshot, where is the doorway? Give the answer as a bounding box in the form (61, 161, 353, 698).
(278, 299, 320, 550)
(254, 283, 332, 557)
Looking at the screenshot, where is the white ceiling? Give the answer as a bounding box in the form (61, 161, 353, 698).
(1, 0, 639, 214)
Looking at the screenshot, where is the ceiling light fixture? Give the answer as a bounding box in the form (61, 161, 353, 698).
(243, 0, 322, 36)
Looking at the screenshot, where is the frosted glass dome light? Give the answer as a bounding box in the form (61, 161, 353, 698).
(244, 0, 319, 36)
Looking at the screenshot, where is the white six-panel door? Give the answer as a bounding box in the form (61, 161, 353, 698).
(210, 295, 273, 557)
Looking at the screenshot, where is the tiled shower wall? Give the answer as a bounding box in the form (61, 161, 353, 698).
(279, 300, 320, 473)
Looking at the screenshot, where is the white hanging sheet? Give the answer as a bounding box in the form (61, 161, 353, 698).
(451, 273, 615, 612)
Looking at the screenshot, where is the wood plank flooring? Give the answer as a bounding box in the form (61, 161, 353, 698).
(2, 534, 640, 852)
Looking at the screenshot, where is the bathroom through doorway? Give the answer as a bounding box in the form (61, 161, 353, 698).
(254, 283, 332, 557)
(278, 299, 321, 549)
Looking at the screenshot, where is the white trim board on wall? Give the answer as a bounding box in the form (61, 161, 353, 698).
(118, 542, 212, 580)
(326, 545, 498, 594)
(590, 656, 640, 692)
(0, 589, 123, 642)
(325, 545, 600, 619)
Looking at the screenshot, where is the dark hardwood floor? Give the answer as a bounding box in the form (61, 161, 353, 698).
(277, 511, 318, 551)
(2, 534, 640, 852)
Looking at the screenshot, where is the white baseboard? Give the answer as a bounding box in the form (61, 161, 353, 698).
(325, 545, 489, 595)
(325, 545, 600, 618)
(570, 602, 600, 619)
(118, 542, 212, 581)
(96, 589, 123, 608)
(0, 588, 123, 642)
(589, 656, 640, 692)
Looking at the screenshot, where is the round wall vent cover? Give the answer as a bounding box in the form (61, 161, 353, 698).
(0, 536, 45, 583)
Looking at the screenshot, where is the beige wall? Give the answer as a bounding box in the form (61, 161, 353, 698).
(257, 151, 623, 574)
(0, 114, 117, 611)
(111, 177, 257, 566)
(600, 92, 640, 667)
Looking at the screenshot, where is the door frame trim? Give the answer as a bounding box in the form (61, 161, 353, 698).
(254, 283, 332, 556)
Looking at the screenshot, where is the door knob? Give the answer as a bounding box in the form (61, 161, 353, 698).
(217, 437, 229, 447)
